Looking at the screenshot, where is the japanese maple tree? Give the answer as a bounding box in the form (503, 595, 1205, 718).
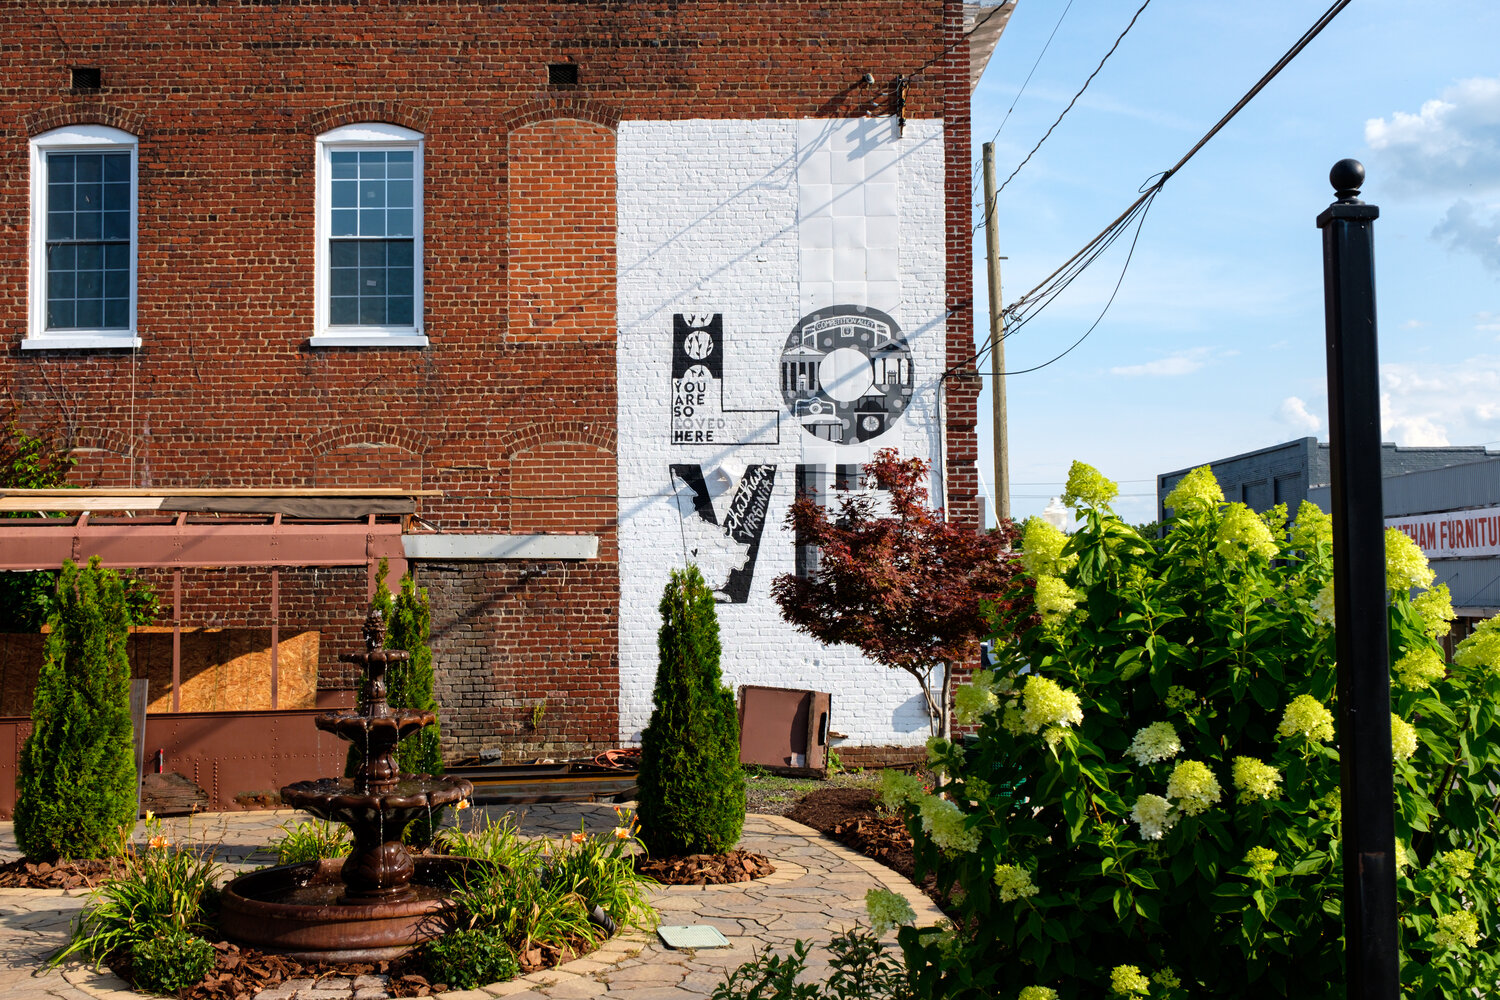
(771, 449, 1026, 739)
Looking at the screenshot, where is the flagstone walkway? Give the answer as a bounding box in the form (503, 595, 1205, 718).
(0, 805, 939, 1000)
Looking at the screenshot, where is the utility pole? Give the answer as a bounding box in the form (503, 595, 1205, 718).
(982, 142, 1010, 523)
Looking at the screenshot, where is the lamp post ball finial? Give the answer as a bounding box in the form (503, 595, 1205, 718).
(1330, 159, 1365, 203)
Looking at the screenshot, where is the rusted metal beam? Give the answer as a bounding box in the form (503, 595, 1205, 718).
(0, 517, 406, 571)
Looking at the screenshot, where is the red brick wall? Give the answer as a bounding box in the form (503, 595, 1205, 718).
(0, 0, 970, 759)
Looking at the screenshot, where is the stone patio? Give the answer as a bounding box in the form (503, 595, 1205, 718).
(0, 805, 940, 1000)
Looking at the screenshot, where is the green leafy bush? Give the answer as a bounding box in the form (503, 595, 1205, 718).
(15, 557, 140, 861)
(131, 925, 217, 994)
(637, 565, 746, 856)
(271, 817, 351, 865)
(53, 816, 220, 968)
(450, 860, 601, 956)
(436, 810, 541, 871)
(886, 461, 1500, 999)
(423, 925, 520, 990)
(713, 927, 911, 1000)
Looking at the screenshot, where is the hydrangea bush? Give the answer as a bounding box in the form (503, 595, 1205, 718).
(892, 462, 1499, 999)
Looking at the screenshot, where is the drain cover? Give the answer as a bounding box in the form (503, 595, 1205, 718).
(657, 924, 732, 949)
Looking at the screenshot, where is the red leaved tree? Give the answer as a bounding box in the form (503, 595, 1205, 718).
(771, 449, 1026, 739)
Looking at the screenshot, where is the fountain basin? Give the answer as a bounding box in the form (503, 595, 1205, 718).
(219, 856, 470, 962)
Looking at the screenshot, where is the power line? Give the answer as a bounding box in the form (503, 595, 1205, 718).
(986, 0, 1153, 208)
(966, 0, 1354, 378)
(970, 0, 1076, 192)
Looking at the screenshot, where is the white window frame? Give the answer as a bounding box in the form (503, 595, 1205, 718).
(25, 124, 140, 351)
(312, 123, 427, 348)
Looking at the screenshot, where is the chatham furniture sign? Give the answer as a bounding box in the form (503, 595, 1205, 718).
(1388, 506, 1500, 559)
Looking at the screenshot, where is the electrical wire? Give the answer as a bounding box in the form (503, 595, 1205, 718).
(964, 0, 1354, 379)
(970, 0, 1075, 192)
(985, 0, 1153, 210)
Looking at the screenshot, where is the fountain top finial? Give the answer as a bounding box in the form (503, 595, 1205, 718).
(363, 608, 387, 652)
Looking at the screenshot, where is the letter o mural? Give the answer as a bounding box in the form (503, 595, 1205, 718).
(778, 305, 914, 444)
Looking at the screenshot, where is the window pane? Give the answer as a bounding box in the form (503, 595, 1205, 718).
(360, 267, 387, 296)
(50, 271, 76, 298)
(388, 266, 413, 296)
(78, 269, 102, 298)
(103, 299, 128, 328)
(102, 154, 129, 183)
(102, 212, 129, 240)
(331, 209, 358, 237)
(387, 180, 412, 208)
(75, 210, 101, 241)
(76, 299, 103, 328)
(48, 211, 74, 241)
(75, 154, 102, 182)
(331, 151, 358, 179)
(359, 296, 385, 325)
(359, 209, 384, 236)
(360, 180, 385, 207)
(49, 244, 76, 270)
(387, 150, 413, 175)
(359, 241, 387, 267)
(330, 241, 359, 268)
(387, 240, 413, 268)
(76, 183, 102, 211)
(50, 155, 76, 183)
(105, 268, 129, 298)
(330, 297, 359, 325)
(104, 243, 129, 270)
(388, 296, 414, 326)
(330, 267, 358, 296)
(386, 209, 413, 237)
(77, 244, 102, 270)
(48, 300, 75, 329)
(103, 182, 130, 211)
(332, 180, 357, 208)
(359, 151, 386, 178)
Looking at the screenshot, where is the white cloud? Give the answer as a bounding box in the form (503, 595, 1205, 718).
(1278, 396, 1322, 433)
(1475, 311, 1500, 332)
(1366, 76, 1500, 194)
(1432, 200, 1500, 271)
(1401, 319, 1429, 330)
(1379, 355, 1500, 446)
(1110, 347, 1210, 377)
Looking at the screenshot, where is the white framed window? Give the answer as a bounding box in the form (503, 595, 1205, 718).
(25, 124, 140, 350)
(312, 123, 426, 347)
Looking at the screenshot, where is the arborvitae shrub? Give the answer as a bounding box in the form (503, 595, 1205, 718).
(637, 565, 746, 856)
(380, 572, 443, 778)
(14, 557, 138, 860)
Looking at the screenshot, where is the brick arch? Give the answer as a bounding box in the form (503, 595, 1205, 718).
(496, 422, 615, 461)
(499, 98, 621, 133)
(306, 424, 427, 459)
(65, 428, 132, 489)
(304, 427, 425, 490)
(507, 439, 615, 536)
(25, 103, 147, 138)
(306, 101, 431, 136)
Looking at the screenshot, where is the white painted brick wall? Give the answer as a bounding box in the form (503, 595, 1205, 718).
(616, 118, 947, 747)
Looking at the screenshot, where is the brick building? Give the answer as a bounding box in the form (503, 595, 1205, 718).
(0, 1, 1007, 788)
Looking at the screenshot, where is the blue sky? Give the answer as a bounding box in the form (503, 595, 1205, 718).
(969, 0, 1500, 527)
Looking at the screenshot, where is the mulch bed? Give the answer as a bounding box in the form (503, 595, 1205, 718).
(0, 856, 131, 890)
(636, 848, 775, 885)
(787, 787, 947, 908)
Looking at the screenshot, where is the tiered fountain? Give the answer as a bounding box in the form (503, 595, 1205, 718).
(220, 610, 474, 961)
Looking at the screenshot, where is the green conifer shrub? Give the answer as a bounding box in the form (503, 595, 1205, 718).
(14, 557, 139, 860)
(636, 565, 746, 857)
(377, 571, 443, 777)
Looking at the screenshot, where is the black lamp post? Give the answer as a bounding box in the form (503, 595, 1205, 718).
(1318, 158, 1399, 1000)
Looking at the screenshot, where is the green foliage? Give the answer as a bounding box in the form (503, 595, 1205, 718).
(436, 810, 541, 871)
(712, 928, 911, 1000)
(0, 415, 75, 633)
(270, 817, 351, 865)
(450, 858, 602, 956)
(422, 925, 520, 990)
(373, 566, 443, 778)
(53, 816, 220, 968)
(130, 926, 217, 994)
(15, 558, 139, 861)
(549, 812, 659, 931)
(888, 466, 1500, 999)
(637, 565, 746, 856)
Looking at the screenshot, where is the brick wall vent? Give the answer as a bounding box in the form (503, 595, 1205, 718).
(70, 67, 101, 91)
(547, 64, 578, 87)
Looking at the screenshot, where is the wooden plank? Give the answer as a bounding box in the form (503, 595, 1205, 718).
(0, 488, 444, 497)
